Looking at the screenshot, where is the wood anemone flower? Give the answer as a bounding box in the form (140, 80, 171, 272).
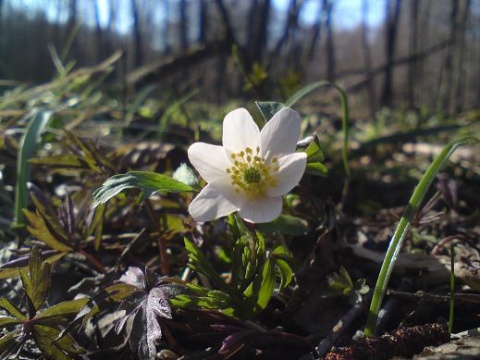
(188, 107, 307, 223)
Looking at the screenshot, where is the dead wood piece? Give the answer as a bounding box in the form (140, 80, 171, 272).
(323, 323, 449, 360)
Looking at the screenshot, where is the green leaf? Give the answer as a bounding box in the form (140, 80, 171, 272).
(28, 154, 84, 168)
(303, 136, 328, 176)
(0, 298, 26, 320)
(272, 246, 294, 290)
(23, 210, 73, 253)
(90, 202, 106, 251)
(0, 317, 22, 327)
(304, 136, 325, 163)
(258, 215, 308, 235)
(242, 257, 276, 316)
(34, 298, 89, 323)
(93, 171, 194, 207)
(0, 253, 65, 280)
(73, 283, 138, 326)
(32, 324, 83, 359)
(0, 268, 21, 280)
(64, 130, 114, 174)
(26, 193, 73, 251)
(21, 247, 51, 315)
(0, 332, 24, 358)
(13, 109, 53, 229)
(256, 258, 276, 309)
(255, 101, 285, 121)
(184, 237, 229, 293)
(306, 162, 328, 176)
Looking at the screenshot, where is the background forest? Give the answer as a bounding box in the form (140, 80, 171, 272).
(0, 0, 478, 114)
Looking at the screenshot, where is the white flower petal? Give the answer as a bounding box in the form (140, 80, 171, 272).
(189, 184, 241, 222)
(267, 152, 307, 197)
(222, 108, 261, 153)
(260, 108, 302, 161)
(188, 143, 231, 186)
(238, 196, 283, 223)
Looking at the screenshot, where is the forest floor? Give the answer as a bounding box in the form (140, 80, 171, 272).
(0, 76, 480, 359)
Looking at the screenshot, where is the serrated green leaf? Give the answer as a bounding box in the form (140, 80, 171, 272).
(242, 257, 275, 317)
(64, 130, 114, 174)
(22, 247, 51, 314)
(29, 194, 71, 243)
(258, 215, 308, 235)
(0, 267, 21, 280)
(184, 237, 228, 293)
(256, 258, 276, 309)
(28, 154, 84, 168)
(93, 171, 194, 207)
(32, 324, 83, 359)
(0, 317, 22, 327)
(0, 298, 26, 320)
(23, 209, 73, 252)
(255, 101, 285, 121)
(0, 253, 65, 280)
(273, 257, 293, 290)
(0, 332, 23, 358)
(34, 298, 89, 323)
(73, 283, 138, 326)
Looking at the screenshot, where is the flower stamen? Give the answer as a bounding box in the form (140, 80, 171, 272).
(226, 147, 278, 198)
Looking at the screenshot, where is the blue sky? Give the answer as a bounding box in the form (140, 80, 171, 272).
(19, 0, 385, 34)
(275, 0, 385, 29)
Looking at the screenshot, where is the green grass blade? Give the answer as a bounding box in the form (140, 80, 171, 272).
(13, 109, 53, 230)
(285, 81, 350, 177)
(364, 136, 479, 336)
(449, 243, 456, 334)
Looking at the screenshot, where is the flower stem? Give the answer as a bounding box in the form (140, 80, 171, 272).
(145, 199, 170, 276)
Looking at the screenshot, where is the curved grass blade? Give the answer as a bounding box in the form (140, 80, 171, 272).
(13, 109, 53, 231)
(364, 136, 479, 336)
(285, 81, 350, 177)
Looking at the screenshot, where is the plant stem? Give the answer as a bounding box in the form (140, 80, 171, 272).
(145, 199, 170, 276)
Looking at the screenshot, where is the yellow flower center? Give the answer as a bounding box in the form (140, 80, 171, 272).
(226, 146, 279, 199)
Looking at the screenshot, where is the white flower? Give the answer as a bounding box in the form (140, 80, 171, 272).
(188, 107, 307, 223)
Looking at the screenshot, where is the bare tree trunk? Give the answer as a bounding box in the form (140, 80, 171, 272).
(0, 0, 5, 78)
(407, 0, 419, 110)
(271, 0, 300, 60)
(64, 0, 77, 61)
(93, 0, 105, 61)
(307, 0, 324, 60)
(164, 0, 171, 54)
(325, 0, 335, 82)
(307, 0, 333, 76)
(199, 0, 207, 43)
(131, 0, 143, 68)
(450, 0, 470, 113)
(179, 0, 188, 50)
(361, 0, 376, 117)
(247, 0, 271, 65)
(380, 0, 401, 108)
(438, 0, 457, 112)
